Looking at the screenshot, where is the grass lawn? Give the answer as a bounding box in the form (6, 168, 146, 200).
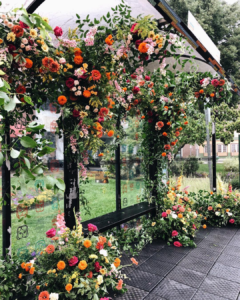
(0, 175, 144, 256)
(197, 163, 225, 173)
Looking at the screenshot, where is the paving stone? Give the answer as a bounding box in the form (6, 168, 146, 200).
(150, 239, 167, 248)
(209, 263, 240, 283)
(151, 278, 197, 300)
(166, 266, 205, 288)
(125, 269, 163, 292)
(197, 238, 226, 253)
(193, 237, 204, 245)
(204, 235, 231, 245)
(193, 290, 232, 300)
(178, 255, 215, 274)
(143, 295, 166, 300)
(114, 285, 148, 300)
(151, 249, 186, 264)
(121, 254, 139, 275)
(223, 245, 240, 258)
(228, 237, 240, 247)
(161, 245, 192, 255)
(137, 258, 175, 277)
(187, 246, 220, 262)
(139, 247, 161, 257)
(199, 275, 240, 300)
(210, 228, 237, 236)
(217, 253, 240, 269)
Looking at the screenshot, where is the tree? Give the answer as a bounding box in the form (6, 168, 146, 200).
(167, 0, 240, 94)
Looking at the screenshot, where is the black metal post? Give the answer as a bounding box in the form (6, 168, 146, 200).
(212, 122, 217, 192)
(239, 135, 240, 189)
(64, 135, 79, 229)
(2, 117, 11, 256)
(115, 117, 121, 211)
(26, 0, 45, 13)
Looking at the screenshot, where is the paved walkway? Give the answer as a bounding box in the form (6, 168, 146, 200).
(112, 227, 240, 300)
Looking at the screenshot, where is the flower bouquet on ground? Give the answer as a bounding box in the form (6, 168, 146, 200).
(33, 214, 126, 300)
(154, 176, 202, 247)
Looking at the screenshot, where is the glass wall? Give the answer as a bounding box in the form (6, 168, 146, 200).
(120, 117, 145, 208)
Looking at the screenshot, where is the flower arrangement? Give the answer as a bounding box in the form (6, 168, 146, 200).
(30, 214, 127, 300)
(194, 76, 232, 106)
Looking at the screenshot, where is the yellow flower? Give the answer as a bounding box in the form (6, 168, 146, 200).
(89, 254, 98, 259)
(100, 269, 106, 275)
(42, 17, 49, 23)
(105, 257, 109, 264)
(95, 283, 99, 289)
(216, 204, 222, 208)
(80, 111, 88, 118)
(39, 35, 43, 39)
(79, 131, 84, 138)
(30, 29, 38, 38)
(72, 274, 76, 279)
(148, 31, 155, 40)
(63, 68, 67, 72)
(83, 63, 88, 69)
(7, 32, 16, 42)
(52, 269, 56, 273)
(151, 222, 156, 227)
(42, 44, 49, 52)
(47, 270, 52, 274)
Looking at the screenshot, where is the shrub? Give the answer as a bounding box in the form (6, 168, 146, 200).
(223, 158, 239, 172)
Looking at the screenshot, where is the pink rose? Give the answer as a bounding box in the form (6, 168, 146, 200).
(229, 219, 235, 224)
(66, 78, 75, 88)
(179, 206, 185, 213)
(174, 241, 182, 247)
(172, 205, 177, 211)
(130, 23, 138, 34)
(69, 256, 78, 266)
(145, 75, 151, 81)
(172, 230, 178, 237)
(211, 79, 219, 87)
(132, 86, 140, 94)
(162, 212, 167, 218)
(54, 26, 63, 37)
(88, 223, 98, 232)
(59, 58, 66, 64)
(126, 79, 130, 83)
(98, 117, 104, 123)
(46, 228, 56, 238)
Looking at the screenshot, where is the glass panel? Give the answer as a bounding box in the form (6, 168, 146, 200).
(1, 0, 32, 12)
(10, 107, 64, 260)
(120, 117, 145, 208)
(80, 137, 116, 221)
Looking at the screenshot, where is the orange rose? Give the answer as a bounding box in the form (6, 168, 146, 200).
(45, 244, 55, 254)
(74, 47, 82, 56)
(83, 90, 91, 98)
(29, 267, 35, 275)
(21, 262, 26, 269)
(39, 291, 50, 300)
(83, 240, 92, 248)
(12, 25, 24, 37)
(65, 283, 73, 293)
(25, 58, 33, 69)
(162, 132, 167, 137)
(138, 42, 148, 53)
(58, 95, 67, 105)
(78, 260, 88, 270)
(74, 55, 83, 65)
(162, 152, 167, 157)
(114, 258, 121, 268)
(18, 273, 22, 279)
(178, 213, 183, 218)
(57, 261, 66, 270)
(107, 130, 114, 137)
(141, 116, 145, 119)
(199, 89, 204, 94)
(105, 34, 114, 45)
(203, 224, 207, 229)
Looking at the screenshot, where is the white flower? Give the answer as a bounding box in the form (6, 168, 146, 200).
(20, 43, 25, 48)
(171, 213, 177, 219)
(78, 86, 81, 90)
(25, 46, 32, 51)
(97, 275, 103, 285)
(75, 91, 82, 96)
(215, 211, 220, 216)
(59, 57, 66, 64)
(72, 87, 77, 92)
(93, 108, 98, 113)
(127, 34, 132, 40)
(111, 263, 117, 272)
(100, 249, 108, 257)
(50, 293, 59, 300)
(85, 105, 90, 110)
(58, 241, 65, 245)
(30, 259, 35, 265)
(74, 80, 79, 85)
(227, 212, 232, 216)
(8, 23, 13, 28)
(1, 14, 7, 19)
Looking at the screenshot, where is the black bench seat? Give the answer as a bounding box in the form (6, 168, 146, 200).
(82, 202, 156, 234)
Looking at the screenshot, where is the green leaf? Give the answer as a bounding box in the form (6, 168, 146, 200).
(32, 166, 43, 175)
(0, 70, 5, 75)
(10, 148, 20, 159)
(22, 168, 35, 181)
(23, 157, 30, 169)
(20, 136, 37, 148)
(0, 152, 4, 167)
(4, 97, 16, 112)
(19, 15, 33, 27)
(56, 178, 65, 191)
(45, 176, 56, 189)
(24, 95, 34, 106)
(40, 19, 53, 32)
(38, 146, 55, 157)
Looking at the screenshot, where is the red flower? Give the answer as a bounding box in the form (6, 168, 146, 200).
(87, 271, 93, 278)
(145, 75, 151, 81)
(66, 78, 75, 89)
(96, 242, 104, 250)
(148, 118, 153, 123)
(130, 23, 138, 34)
(8, 44, 16, 54)
(46, 228, 56, 238)
(73, 109, 80, 118)
(195, 92, 200, 98)
(135, 39, 142, 49)
(131, 74, 137, 79)
(16, 85, 26, 94)
(229, 219, 235, 224)
(54, 26, 63, 37)
(164, 144, 171, 150)
(69, 256, 78, 267)
(211, 79, 219, 87)
(91, 70, 101, 81)
(172, 230, 178, 237)
(39, 291, 50, 300)
(162, 212, 167, 218)
(94, 262, 102, 272)
(19, 21, 29, 29)
(174, 241, 182, 247)
(98, 107, 109, 117)
(132, 86, 140, 94)
(88, 223, 98, 232)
